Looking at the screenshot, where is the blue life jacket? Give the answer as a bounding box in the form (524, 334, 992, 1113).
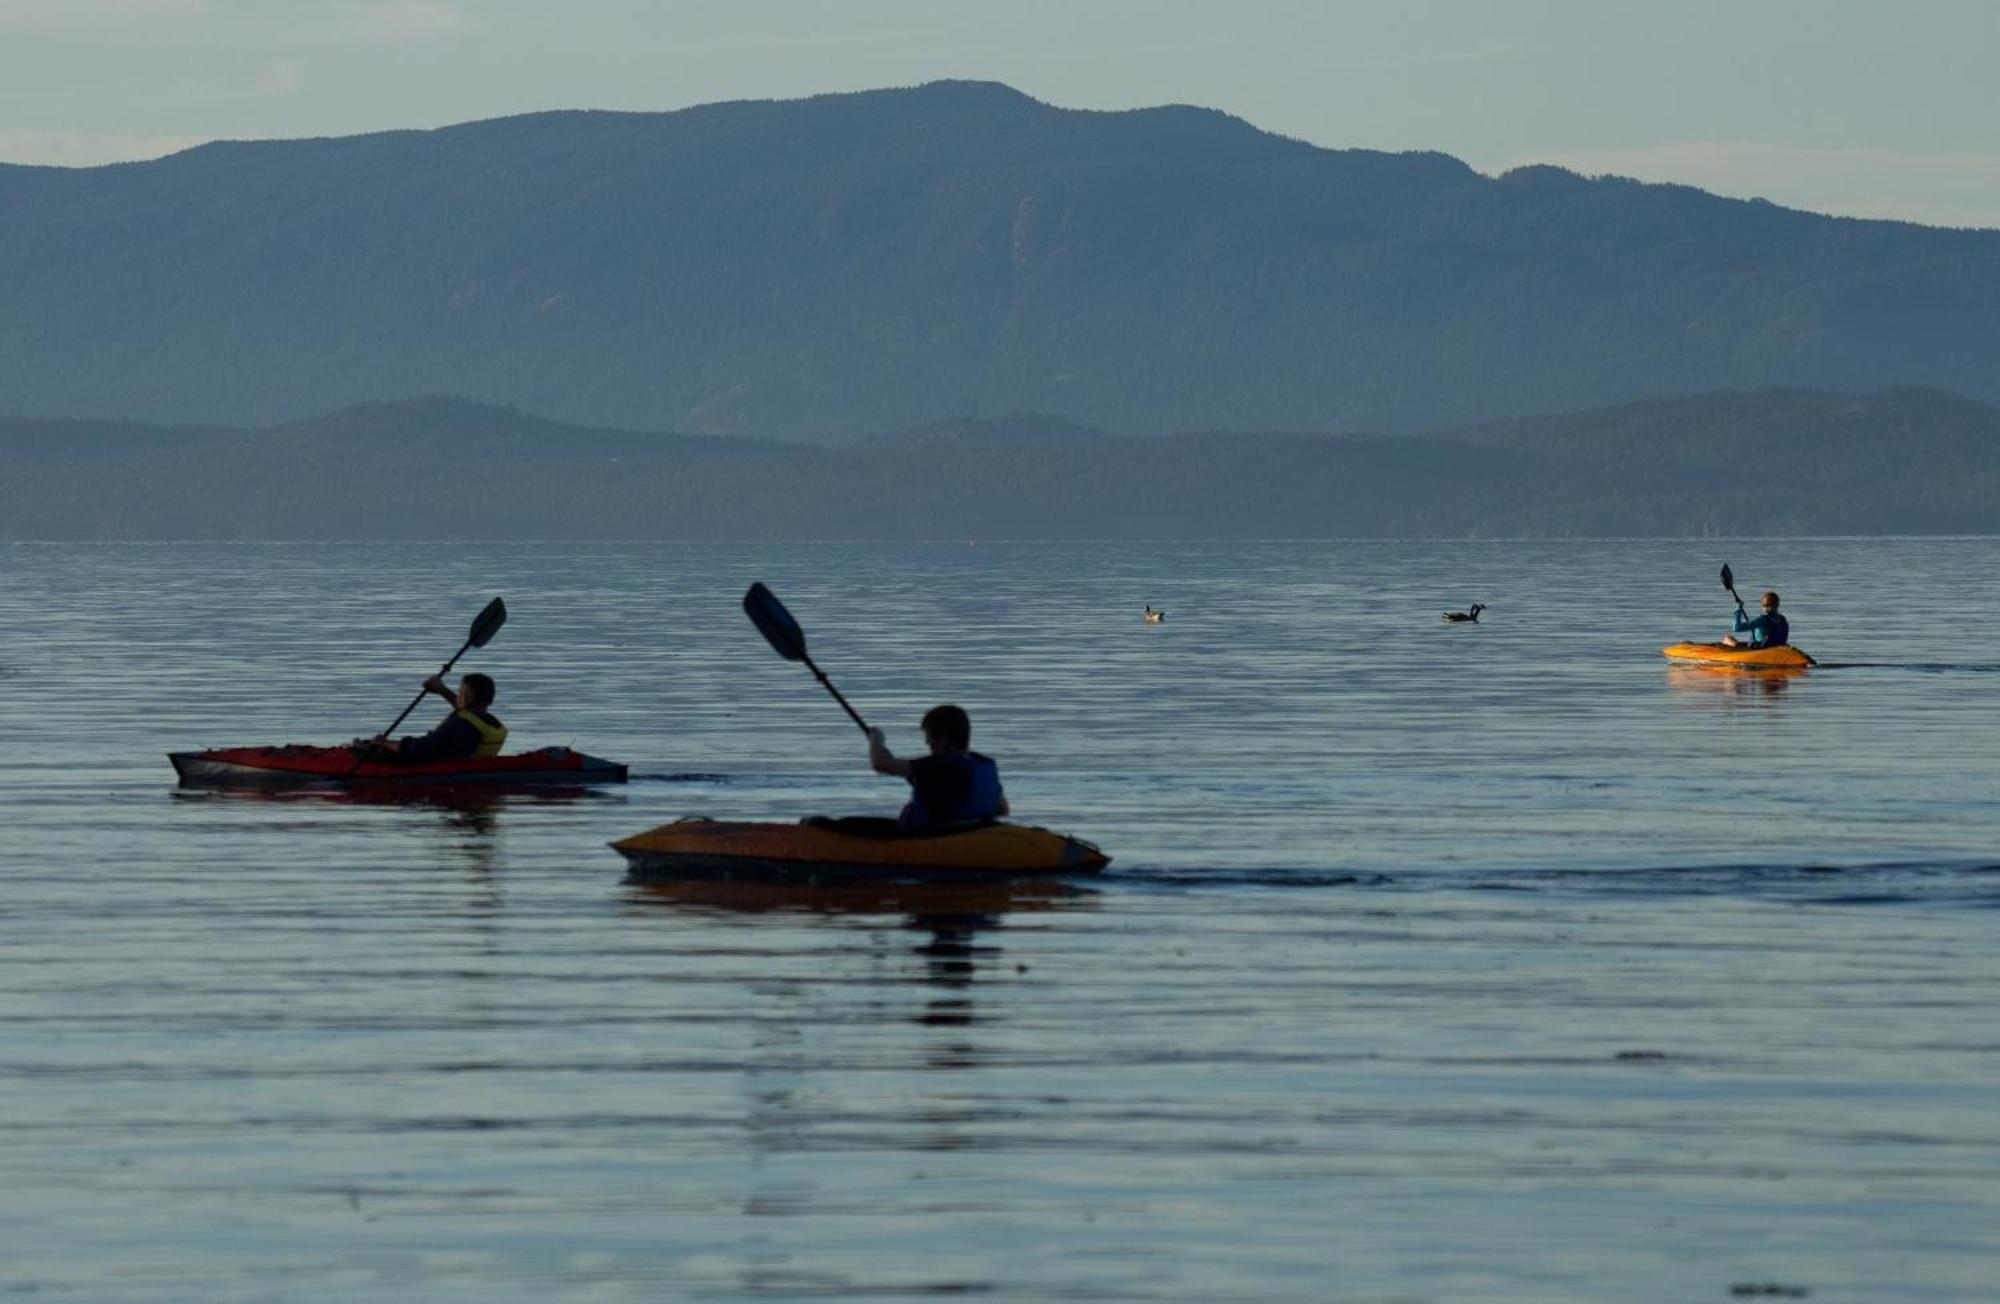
(901, 752, 1005, 829)
(1732, 607, 1789, 647)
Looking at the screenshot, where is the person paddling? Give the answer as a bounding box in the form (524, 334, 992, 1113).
(365, 672, 508, 762)
(867, 704, 1009, 829)
(1722, 591, 1789, 648)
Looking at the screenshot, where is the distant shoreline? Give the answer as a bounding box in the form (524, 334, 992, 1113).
(5, 387, 1996, 540)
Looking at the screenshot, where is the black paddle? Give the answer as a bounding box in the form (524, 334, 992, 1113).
(743, 582, 871, 734)
(1720, 562, 1743, 609)
(347, 596, 507, 774)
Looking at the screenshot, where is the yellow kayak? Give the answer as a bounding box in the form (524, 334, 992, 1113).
(611, 816, 1110, 880)
(1661, 641, 1815, 669)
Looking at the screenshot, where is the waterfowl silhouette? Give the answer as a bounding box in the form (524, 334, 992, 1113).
(1442, 603, 1485, 623)
(1143, 606, 1165, 624)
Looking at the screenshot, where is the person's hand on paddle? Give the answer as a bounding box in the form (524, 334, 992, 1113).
(422, 673, 451, 699)
(866, 726, 912, 777)
(349, 733, 398, 758)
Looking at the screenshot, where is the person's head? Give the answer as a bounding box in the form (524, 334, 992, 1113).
(921, 704, 971, 755)
(1760, 591, 1780, 613)
(458, 673, 497, 710)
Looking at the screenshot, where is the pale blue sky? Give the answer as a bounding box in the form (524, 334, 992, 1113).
(2, 0, 1996, 227)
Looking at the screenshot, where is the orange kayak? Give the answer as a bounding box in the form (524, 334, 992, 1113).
(611, 817, 1110, 880)
(1661, 642, 1814, 669)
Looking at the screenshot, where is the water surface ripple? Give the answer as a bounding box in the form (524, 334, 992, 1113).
(3, 540, 1998, 1301)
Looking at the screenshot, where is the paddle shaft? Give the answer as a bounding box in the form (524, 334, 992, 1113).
(343, 639, 474, 776)
(801, 653, 871, 734)
(377, 639, 476, 739)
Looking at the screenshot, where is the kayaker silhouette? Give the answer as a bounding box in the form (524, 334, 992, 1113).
(364, 673, 508, 762)
(1721, 591, 1789, 648)
(868, 704, 1010, 830)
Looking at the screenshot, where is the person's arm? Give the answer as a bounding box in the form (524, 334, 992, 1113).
(362, 678, 456, 757)
(1732, 605, 1753, 633)
(996, 791, 1011, 818)
(867, 727, 913, 778)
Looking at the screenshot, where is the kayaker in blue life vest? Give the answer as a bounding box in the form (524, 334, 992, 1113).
(1722, 590, 1789, 648)
(367, 672, 509, 763)
(867, 704, 1009, 830)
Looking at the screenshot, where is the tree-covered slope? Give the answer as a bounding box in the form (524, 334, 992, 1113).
(3, 388, 1995, 539)
(3, 82, 1999, 437)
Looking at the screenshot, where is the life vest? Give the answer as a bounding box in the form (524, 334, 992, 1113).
(902, 752, 1004, 829)
(453, 707, 509, 758)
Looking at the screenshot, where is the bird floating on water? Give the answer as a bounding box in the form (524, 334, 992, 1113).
(1442, 603, 1486, 623)
(1143, 606, 1165, 624)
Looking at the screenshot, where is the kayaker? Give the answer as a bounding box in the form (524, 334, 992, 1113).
(1722, 591, 1789, 648)
(367, 673, 508, 762)
(867, 704, 1009, 829)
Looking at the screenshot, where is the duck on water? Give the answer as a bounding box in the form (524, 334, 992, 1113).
(1442, 603, 1485, 623)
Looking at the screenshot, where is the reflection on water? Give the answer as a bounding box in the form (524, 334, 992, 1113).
(630, 878, 1097, 1185)
(625, 877, 1090, 920)
(1663, 663, 1800, 699)
(171, 784, 624, 874)
(630, 879, 1095, 1084)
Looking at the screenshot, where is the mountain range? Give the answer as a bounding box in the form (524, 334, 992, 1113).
(4, 81, 1999, 438)
(4, 387, 1994, 539)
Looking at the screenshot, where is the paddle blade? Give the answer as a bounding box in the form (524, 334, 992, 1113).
(744, 582, 807, 662)
(468, 597, 507, 648)
(1719, 563, 1734, 593)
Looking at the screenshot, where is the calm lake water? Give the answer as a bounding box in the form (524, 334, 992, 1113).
(3, 539, 1998, 1301)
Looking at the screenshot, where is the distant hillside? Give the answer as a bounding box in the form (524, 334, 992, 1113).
(3, 82, 1999, 437)
(3, 388, 1995, 539)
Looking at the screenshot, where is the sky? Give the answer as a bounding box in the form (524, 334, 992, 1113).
(2, 0, 1996, 228)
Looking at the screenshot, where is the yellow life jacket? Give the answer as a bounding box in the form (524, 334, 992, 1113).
(453, 708, 508, 758)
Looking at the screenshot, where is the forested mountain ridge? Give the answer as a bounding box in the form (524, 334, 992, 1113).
(3, 388, 1994, 539)
(3, 81, 1998, 437)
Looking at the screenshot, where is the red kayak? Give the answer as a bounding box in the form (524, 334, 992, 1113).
(169, 744, 628, 787)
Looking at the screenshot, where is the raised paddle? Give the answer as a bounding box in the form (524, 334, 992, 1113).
(347, 596, 507, 774)
(1717, 564, 1815, 663)
(743, 581, 871, 734)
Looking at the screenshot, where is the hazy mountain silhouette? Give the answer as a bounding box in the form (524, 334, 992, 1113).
(4, 388, 1994, 539)
(3, 82, 1998, 437)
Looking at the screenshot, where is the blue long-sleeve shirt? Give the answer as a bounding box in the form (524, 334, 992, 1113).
(1732, 607, 1790, 647)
